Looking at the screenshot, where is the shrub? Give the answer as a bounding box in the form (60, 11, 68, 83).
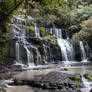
(0, 32, 9, 59)
(72, 19, 92, 42)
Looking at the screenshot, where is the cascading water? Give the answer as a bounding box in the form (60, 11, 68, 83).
(79, 41, 87, 61)
(11, 16, 35, 67)
(58, 39, 69, 61)
(15, 41, 20, 63)
(56, 28, 74, 61)
(34, 22, 41, 38)
(43, 44, 48, 63)
(81, 75, 92, 92)
(36, 48, 42, 64)
(24, 46, 34, 66)
(27, 16, 41, 38)
(10, 14, 90, 69)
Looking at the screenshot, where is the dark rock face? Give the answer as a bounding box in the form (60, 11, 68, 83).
(12, 72, 82, 92)
(28, 38, 62, 64)
(9, 37, 62, 65)
(74, 43, 81, 61)
(90, 88, 92, 92)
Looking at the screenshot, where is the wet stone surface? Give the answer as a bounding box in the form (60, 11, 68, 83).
(11, 72, 82, 91)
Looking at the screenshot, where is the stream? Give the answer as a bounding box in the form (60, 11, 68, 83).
(0, 64, 92, 92)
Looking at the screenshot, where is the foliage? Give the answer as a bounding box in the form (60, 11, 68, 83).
(54, 5, 71, 28)
(0, 31, 9, 59)
(0, 0, 23, 22)
(41, 0, 68, 9)
(68, 0, 85, 9)
(69, 5, 92, 33)
(72, 19, 92, 42)
(26, 0, 71, 29)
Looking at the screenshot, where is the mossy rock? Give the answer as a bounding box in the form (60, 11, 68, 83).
(70, 75, 82, 87)
(85, 74, 92, 81)
(39, 27, 46, 37)
(27, 20, 34, 26)
(75, 76, 82, 86)
(26, 26, 35, 37)
(44, 35, 56, 39)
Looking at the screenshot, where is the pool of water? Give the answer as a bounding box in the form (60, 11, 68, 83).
(2, 63, 92, 92)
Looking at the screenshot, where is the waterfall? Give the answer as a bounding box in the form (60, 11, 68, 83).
(34, 22, 41, 38)
(36, 48, 42, 64)
(43, 44, 48, 63)
(24, 46, 34, 66)
(79, 41, 87, 60)
(56, 28, 74, 61)
(81, 75, 92, 91)
(57, 29, 62, 39)
(15, 41, 20, 62)
(27, 16, 41, 38)
(25, 46, 30, 65)
(11, 15, 90, 68)
(57, 39, 68, 61)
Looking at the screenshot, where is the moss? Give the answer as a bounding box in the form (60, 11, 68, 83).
(44, 35, 56, 39)
(70, 76, 82, 87)
(85, 74, 92, 81)
(39, 27, 46, 37)
(75, 76, 82, 86)
(26, 26, 35, 37)
(26, 20, 34, 26)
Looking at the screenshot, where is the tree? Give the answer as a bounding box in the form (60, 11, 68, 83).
(41, 0, 68, 9)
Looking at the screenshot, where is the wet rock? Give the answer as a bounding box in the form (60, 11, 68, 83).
(88, 57, 92, 62)
(12, 72, 82, 91)
(27, 37, 62, 64)
(10, 65, 23, 72)
(9, 37, 62, 66)
(0, 66, 10, 73)
(84, 73, 92, 81)
(90, 88, 92, 92)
